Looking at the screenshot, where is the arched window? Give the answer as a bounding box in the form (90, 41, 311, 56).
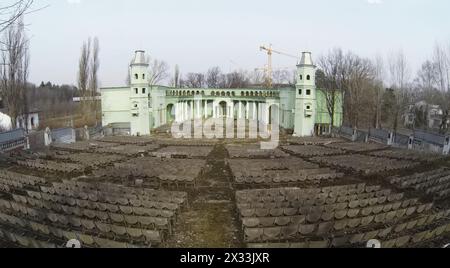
(300, 75, 303, 80)
(306, 89, 311, 95)
(226, 92, 231, 97)
(299, 89, 302, 95)
(135, 88, 138, 94)
(142, 88, 146, 94)
(135, 74, 138, 79)
(232, 92, 235, 97)
(142, 74, 145, 79)
(307, 75, 311, 80)
(221, 92, 225, 97)
(211, 91, 215, 96)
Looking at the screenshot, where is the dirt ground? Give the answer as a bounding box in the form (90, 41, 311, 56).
(165, 143, 243, 248)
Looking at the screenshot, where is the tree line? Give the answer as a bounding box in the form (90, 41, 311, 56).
(316, 44, 450, 134)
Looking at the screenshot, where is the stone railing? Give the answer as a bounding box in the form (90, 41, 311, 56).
(0, 128, 27, 152)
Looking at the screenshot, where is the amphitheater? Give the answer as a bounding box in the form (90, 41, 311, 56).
(0, 132, 450, 248)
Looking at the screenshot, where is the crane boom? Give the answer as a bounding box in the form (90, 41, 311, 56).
(260, 44, 299, 88)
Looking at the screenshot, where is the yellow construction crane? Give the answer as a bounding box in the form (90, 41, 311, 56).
(260, 44, 298, 88)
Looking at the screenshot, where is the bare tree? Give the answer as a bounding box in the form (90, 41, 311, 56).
(345, 52, 375, 128)
(148, 58, 169, 86)
(77, 38, 91, 121)
(389, 50, 411, 133)
(0, 1, 34, 34)
(224, 71, 250, 88)
(89, 37, 100, 124)
(206, 66, 221, 88)
(89, 37, 99, 95)
(433, 42, 449, 93)
(185, 73, 205, 88)
(272, 69, 292, 86)
(415, 60, 439, 93)
(0, 19, 29, 129)
(373, 55, 385, 129)
(317, 48, 346, 128)
(249, 69, 264, 86)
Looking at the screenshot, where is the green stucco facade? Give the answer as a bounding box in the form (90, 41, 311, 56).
(101, 51, 343, 136)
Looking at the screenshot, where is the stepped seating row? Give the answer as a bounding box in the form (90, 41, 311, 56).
(238, 196, 416, 218)
(17, 159, 84, 173)
(0, 170, 46, 186)
(236, 184, 384, 203)
(234, 169, 344, 184)
(98, 136, 155, 145)
(53, 181, 187, 205)
(52, 153, 124, 167)
(0, 213, 147, 248)
(39, 187, 183, 210)
(0, 178, 23, 190)
(17, 192, 176, 216)
(242, 203, 434, 243)
(311, 154, 416, 175)
(151, 146, 214, 158)
(96, 144, 160, 156)
(94, 158, 204, 187)
(226, 144, 289, 158)
(237, 192, 404, 210)
(369, 149, 444, 162)
(389, 168, 450, 200)
(0, 223, 58, 248)
(324, 142, 388, 152)
(56, 181, 187, 200)
(51, 141, 118, 152)
(155, 138, 219, 147)
(282, 145, 346, 157)
(241, 201, 429, 229)
(285, 137, 343, 146)
(246, 218, 450, 248)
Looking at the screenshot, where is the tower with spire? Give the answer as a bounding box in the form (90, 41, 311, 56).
(129, 50, 151, 136)
(293, 52, 317, 137)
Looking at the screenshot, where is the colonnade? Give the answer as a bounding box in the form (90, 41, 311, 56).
(173, 99, 275, 124)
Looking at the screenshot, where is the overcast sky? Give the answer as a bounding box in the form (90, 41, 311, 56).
(21, 0, 450, 87)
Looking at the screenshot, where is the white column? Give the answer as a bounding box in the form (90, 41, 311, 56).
(213, 102, 217, 118)
(191, 101, 195, 119)
(180, 102, 183, 121)
(238, 101, 242, 119)
(204, 100, 208, 119)
(264, 103, 269, 123)
(246, 102, 250, 120)
(253, 102, 257, 120)
(196, 100, 200, 119)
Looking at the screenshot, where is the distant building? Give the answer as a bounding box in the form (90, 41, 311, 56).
(15, 111, 40, 131)
(404, 101, 449, 130)
(101, 50, 343, 136)
(0, 96, 40, 132)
